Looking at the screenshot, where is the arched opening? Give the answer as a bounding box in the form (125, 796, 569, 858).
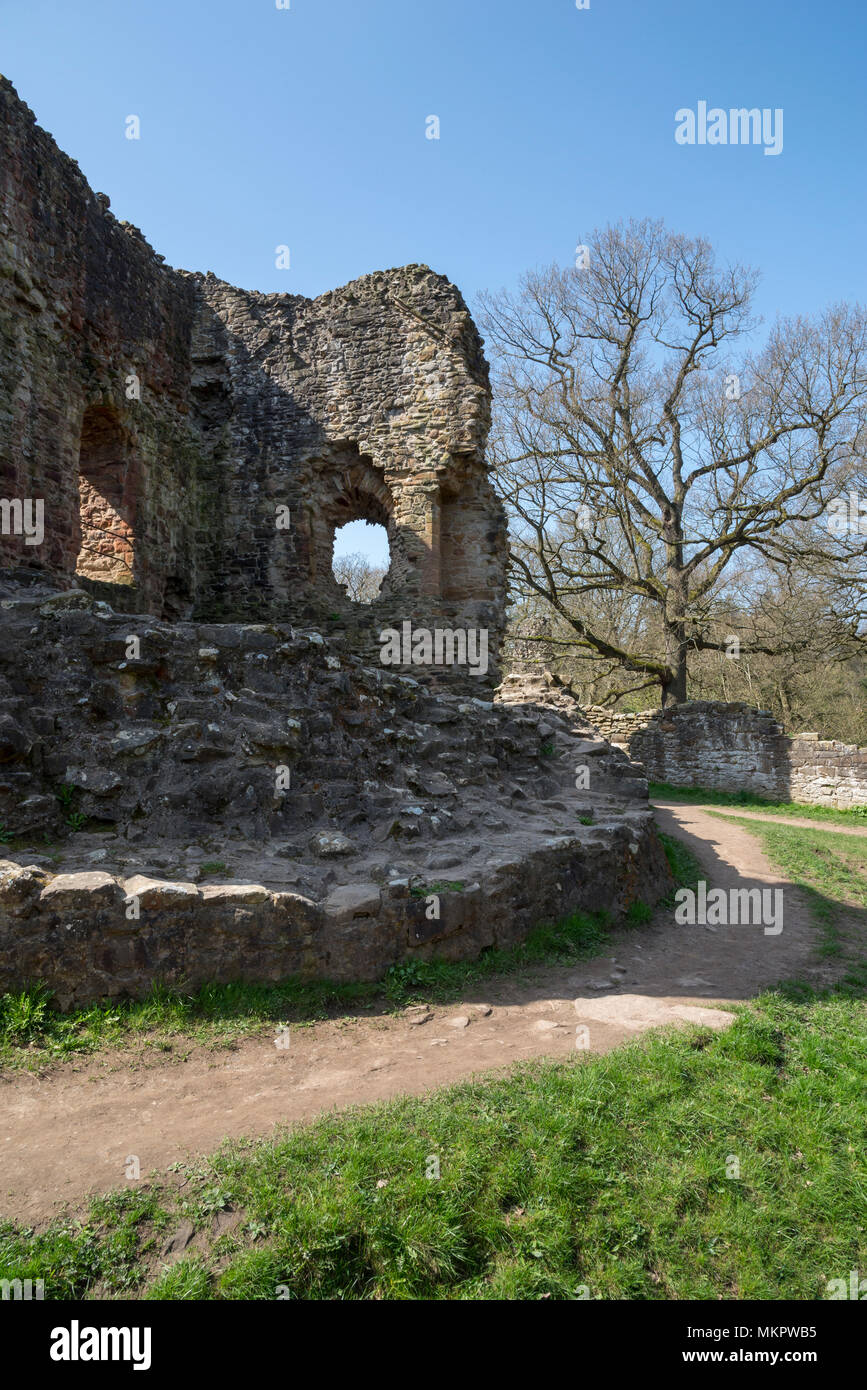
(75, 405, 136, 586)
(332, 520, 390, 603)
(309, 444, 399, 603)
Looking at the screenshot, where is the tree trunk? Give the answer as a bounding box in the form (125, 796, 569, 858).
(662, 520, 688, 706)
(661, 648, 688, 706)
(777, 683, 792, 728)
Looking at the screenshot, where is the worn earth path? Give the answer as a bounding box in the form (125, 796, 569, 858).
(0, 803, 845, 1225)
(684, 805, 867, 838)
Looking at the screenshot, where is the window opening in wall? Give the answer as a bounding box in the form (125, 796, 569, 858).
(75, 406, 135, 585)
(332, 520, 390, 603)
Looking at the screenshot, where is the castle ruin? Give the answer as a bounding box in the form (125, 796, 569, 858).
(0, 78, 670, 1004)
(0, 77, 505, 654)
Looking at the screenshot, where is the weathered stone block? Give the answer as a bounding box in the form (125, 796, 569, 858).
(39, 871, 124, 910)
(123, 876, 200, 909)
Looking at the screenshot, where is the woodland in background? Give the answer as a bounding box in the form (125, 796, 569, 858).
(504, 586, 867, 746)
(477, 219, 867, 740)
(338, 542, 867, 742)
(332, 551, 387, 604)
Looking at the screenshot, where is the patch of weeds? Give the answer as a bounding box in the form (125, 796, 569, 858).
(409, 880, 464, 897)
(1, 983, 55, 1042)
(624, 900, 653, 926)
(0, 984, 106, 1059)
(383, 908, 613, 1004)
(539, 741, 556, 758)
(0, 975, 382, 1070)
(197, 1187, 233, 1218)
(200, 861, 231, 877)
(56, 783, 88, 834)
(657, 831, 704, 904)
(385, 960, 428, 998)
(0, 824, 13, 843)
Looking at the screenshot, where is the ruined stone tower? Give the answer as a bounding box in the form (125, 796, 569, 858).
(0, 76, 507, 664)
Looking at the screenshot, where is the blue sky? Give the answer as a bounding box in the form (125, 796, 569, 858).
(3, 0, 865, 566)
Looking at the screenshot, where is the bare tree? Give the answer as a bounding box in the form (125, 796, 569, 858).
(479, 219, 867, 704)
(686, 557, 867, 736)
(333, 551, 387, 604)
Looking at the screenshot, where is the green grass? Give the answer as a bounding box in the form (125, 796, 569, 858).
(657, 830, 704, 902)
(0, 977, 380, 1069)
(199, 861, 231, 878)
(409, 880, 465, 897)
(650, 781, 867, 829)
(0, 834, 693, 1071)
(705, 814, 867, 961)
(2, 993, 864, 1300)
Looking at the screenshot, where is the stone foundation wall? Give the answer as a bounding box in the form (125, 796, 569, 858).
(0, 828, 668, 1010)
(787, 733, 867, 808)
(587, 702, 867, 808)
(0, 590, 668, 1007)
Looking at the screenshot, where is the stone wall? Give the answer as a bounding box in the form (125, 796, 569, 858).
(587, 702, 867, 809)
(0, 589, 667, 1006)
(0, 77, 507, 664)
(187, 268, 507, 656)
(0, 78, 202, 615)
(0, 828, 668, 1010)
(787, 733, 867, 808)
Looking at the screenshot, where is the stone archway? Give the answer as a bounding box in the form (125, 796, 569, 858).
(309, 447, 400, 604)
(74, 405, 138, 587)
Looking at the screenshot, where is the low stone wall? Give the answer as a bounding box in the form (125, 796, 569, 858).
(0, 826, 668, 1009)
(788, 733, 867, 808)
(587, 702, 867, 809)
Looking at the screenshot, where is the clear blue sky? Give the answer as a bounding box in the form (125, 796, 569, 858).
(3, 0, 865, 566)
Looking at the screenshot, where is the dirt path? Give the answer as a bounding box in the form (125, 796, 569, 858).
(0, 804, 842, 1225)
(672, 804, 867, 837)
